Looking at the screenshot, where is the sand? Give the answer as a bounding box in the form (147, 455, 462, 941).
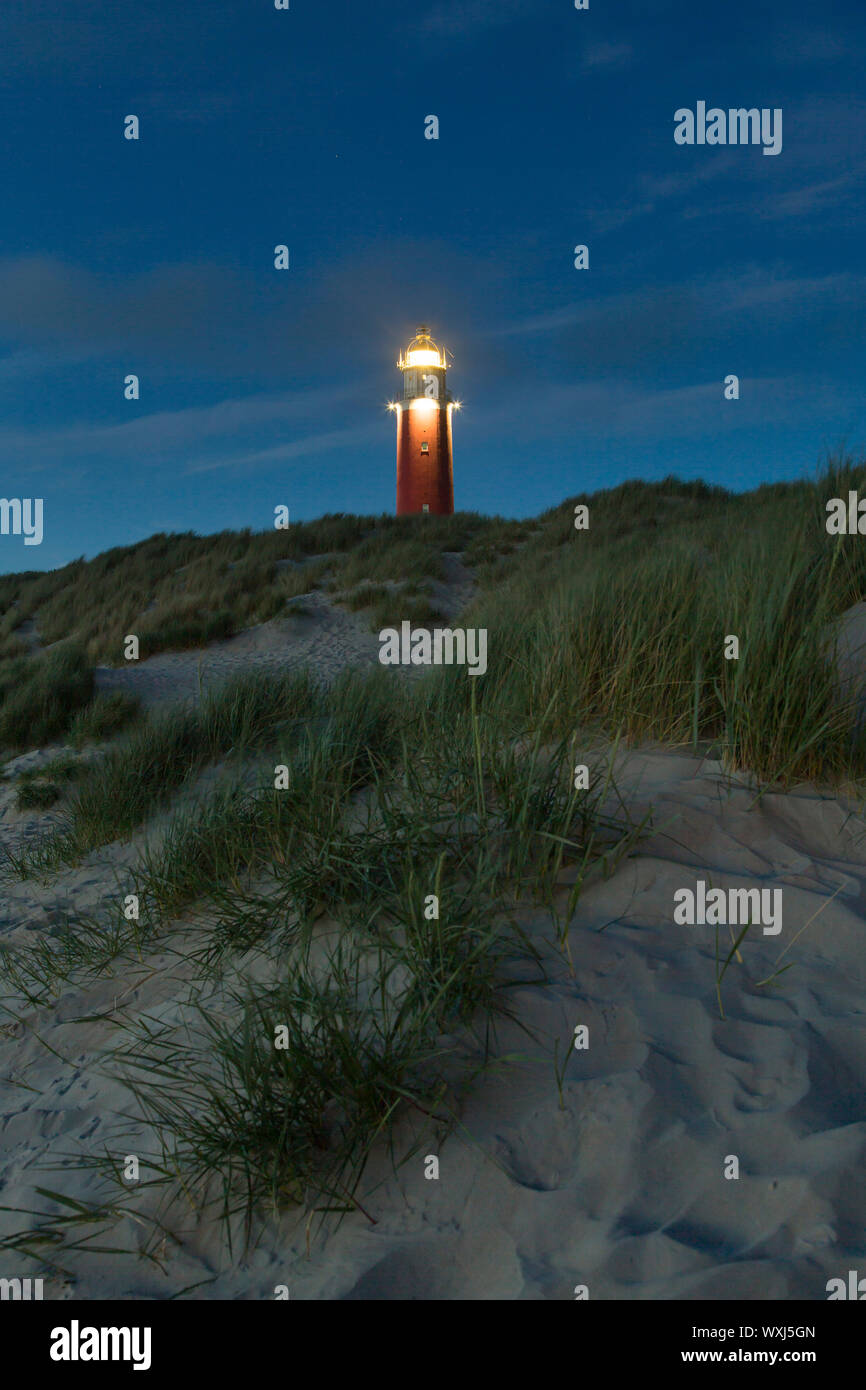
(93, 591, 382, 709)
(1, 598, 865, 1301)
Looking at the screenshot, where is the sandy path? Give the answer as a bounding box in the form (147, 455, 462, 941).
(92, 557, 478, 709)
(92, 592, 381, 709)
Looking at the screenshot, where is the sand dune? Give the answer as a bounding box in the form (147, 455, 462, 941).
(2, 589, 866, 1300)
(1, 733, 864, 1300)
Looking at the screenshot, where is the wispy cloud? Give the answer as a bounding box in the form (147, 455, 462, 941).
(184, 423, 385, 475)
(583, 155, 739, 232)
(581, 92, 866, 233)
(493, 269, 866, 380)
(508, 268, 866, 330)
(0, 238, 499, 380)
(751, 164, 866, 221)
(463, 372, 845, 443)
(0, 384, 379, 477)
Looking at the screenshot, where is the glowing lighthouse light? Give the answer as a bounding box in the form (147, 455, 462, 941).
(393, 324, 456, 516)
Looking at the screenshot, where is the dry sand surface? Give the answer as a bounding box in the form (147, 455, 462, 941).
(1, 598, 865, 1300)
(93, 591, 382, 710)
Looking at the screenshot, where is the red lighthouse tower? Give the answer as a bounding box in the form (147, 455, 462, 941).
(391, 325, 457, 515)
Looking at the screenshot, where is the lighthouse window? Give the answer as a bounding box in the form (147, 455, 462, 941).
(421, 441, 429, 453)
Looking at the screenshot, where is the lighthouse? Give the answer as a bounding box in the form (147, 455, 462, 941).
(390, 325, 458, 515)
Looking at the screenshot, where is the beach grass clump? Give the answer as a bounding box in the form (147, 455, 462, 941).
(15, 780, 62, 810)
(275, 512, 371, 557)
(254, 559, 331, 621)
(0, 642, 94, 751)
(335, 581, 392, 612)
(331, 535, 446, 589)
(69, 690, 141, 745)
(0, 634, 28, 662)
(113, 938, 492, 1226)
(333, 580, 446, 630)
(462, 518, 533, 569)
(122, 669, 406, 947)
(5, 667, 323, 870)
(18, 752, 85, 784)
(13, 752, 87, 810)
(137, 605, 235, 658)
(0, 906, 143, 1006)
(365, 592, 447, 631)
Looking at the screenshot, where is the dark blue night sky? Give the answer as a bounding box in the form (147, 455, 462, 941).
(1, 0, 864, 571)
